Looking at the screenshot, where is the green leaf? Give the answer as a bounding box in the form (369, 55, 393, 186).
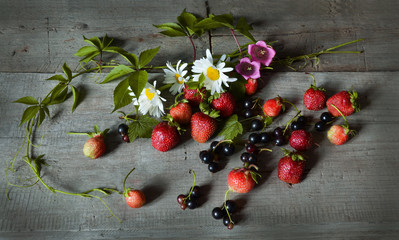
(212, 14, 234, 29)
(153, 23, 187, 37)
(138, 46, 160, 69)
(112, 78, 132, 112)
(62, 63, 72, 81)
(103, 46, 127, 55)
(70, 85, 80, 112)
(46, 74, 67, 82)
(159, 29, 188, 37)
(83, 36, 102, 49)
(101, 65, 134, 84)
(228, 79, 246, 100)
(74, 46, 98, 57)
(218, 114, 243, 140)
(101, 34, 114, 48)
(37, 107, 46, 127)
(195, 17, 226, 30)
(118, 52, 138, 68)
(20, 106, 39, 126)
(13, 96, 39, 105)
(128, 115, 159, 142)
(235, 17, 256, 42)
(128, 70, 148, 98)
(42, 106, 50, 118)
(48, 84, 68, 105)
(79, 51, 100, 63)
(177, 9, 197, 30)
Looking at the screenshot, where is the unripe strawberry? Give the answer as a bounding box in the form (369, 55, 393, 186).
(83, 135, 106, 159)
(126, 190, 146, 208)
(327, 125, 350, 145)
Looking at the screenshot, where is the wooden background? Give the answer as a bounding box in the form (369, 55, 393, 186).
(1, 0, 399, 239)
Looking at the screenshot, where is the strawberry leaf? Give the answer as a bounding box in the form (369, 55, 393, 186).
(218, 114, 243, 140)
(128, 115, 159, 142)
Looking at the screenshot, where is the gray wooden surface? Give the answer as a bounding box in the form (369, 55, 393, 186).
(1, 0, 399, 239)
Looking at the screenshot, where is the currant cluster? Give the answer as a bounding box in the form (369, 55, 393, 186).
(212, 200, 237, 230)
(177, 185, 201, 210)
(199, 141, 235, 173)
(242, 98, 264, 131)
(290, 116, 307, 131)
(314, 112, 335, 131)
(118, 123, 130, 142)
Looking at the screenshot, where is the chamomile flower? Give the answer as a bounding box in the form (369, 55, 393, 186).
(130, 81, 166, 118)
(192, 49, 237, 95)
(163, 60, 189, 95)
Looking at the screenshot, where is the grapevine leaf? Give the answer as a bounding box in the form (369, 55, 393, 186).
(153, 23, 186, 37)
(20, 106, 39, 126)
(212, 14, 234, 29)
(117, 52, 138, 68)
(218, 114, 243, 140)
(235, 17, 256, 42)
(101, 65, 134, 84)
(74, 46, 98, 57)
(62, 63, 72, 81)
(46, 74, 67, 82)
(101, 34, 114, 48)
(48, 84, 68, 105)
(195, 17, 225, 30)
(79, 51, 100, 63)
(112, 78, 132, 112)
(13, 96, 39, 105)
(128, 70, 148, 98)
(177, 9, 197, 30)
(37, 107, 46, 127)
(159, 29, 187, 37)
(70, 85, 80, 113)
(83, 36, 102, 49)
(128, 115, 159, 142)
(138, 46, 160, 69)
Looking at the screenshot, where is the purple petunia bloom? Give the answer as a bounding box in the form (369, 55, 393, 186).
(235, 57, 261, 80)
(248, 41, 276, 66)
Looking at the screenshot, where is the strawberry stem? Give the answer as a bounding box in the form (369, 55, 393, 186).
(122, 167, 136, 195)
(330, 104, 349, 127)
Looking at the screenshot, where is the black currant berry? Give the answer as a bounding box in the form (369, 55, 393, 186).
(208, 162, 219, 173)
(118, 123, 129, 136)
(243, 98, 253, 109)
(315, 121, 326, 131)
(122, 135, 130, 142)
(186, 199, 197, 209)
(275, 136, 285, 146)
(212, 207, 225, 220)
(223, 216, 231, 226)
(320, 112, 334, 123)
(246, 144, 258, 154)
(210, 141, 222, 154)
(273, 127, 283, 137)
(200, 150, 214, 164)
(248, 133, 260, 144)
(240, 152, 250, 162)
(244, 109, 253, 118)
(223, 143, 235, 156)
(291, 121, 303, 131)
(250, 119, 263, 131)
(260, 132, 271, 143)
(297, 116, 307, 124)
(248, 153, 257, 164)
(190, 186, 201, 198)
(225, 200, 237, 213)
(177, 194, 186, 204)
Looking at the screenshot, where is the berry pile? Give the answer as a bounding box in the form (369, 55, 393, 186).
(199, 141, 236, 173)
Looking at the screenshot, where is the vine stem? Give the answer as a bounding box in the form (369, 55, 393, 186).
(231, 29, 243, 58)
(189, 35, 197, 62)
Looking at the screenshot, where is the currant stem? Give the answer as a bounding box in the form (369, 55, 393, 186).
(224, 189, 234, 224)
(184, 170, 197, 201)
(330, 104, 349, 126)
(283, 111, 302, 135)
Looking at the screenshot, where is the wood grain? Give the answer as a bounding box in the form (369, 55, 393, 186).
(1, 72, 398, 239)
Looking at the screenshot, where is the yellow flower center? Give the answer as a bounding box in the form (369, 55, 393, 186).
(175, 73, 183, 84)
(206, 66, 220, 81)
(145, 88, 155, 100)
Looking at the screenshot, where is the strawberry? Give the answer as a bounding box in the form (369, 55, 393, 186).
(227, 167, 259, 193)
(68, 124, 109, 159)
(262, 96, 284, 117)
(211, 92, 236, 118)
(151, 122, 180, 152)
(191, 112, 217, 143)
(123, 168, 146, 208)
(278, 149, 306, 184)
(170, 102, 192, 125)
(245, 78, 258, 96)
(303, 86, 326, 111)
(327, 125, 349, 145)
(326, 88, 360, 117)
(289, 130, 313, 151)
(183, 85, 207, 106)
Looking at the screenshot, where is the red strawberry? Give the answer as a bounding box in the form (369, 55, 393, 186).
(245, 78, 258, 95)
(151, 122, 180, 152)
(228, 167, 259, 193)
(123, 168, 146, 208)
(303, 87, 326, 111)
(262, 96, 284, 117)
(191, 112, 217, 143)
(278, 150, 306, 184)
(83, 135, 106, 159)
(211, 92, 236, 118)
(326, 88, 359, 117)
(289, 130, 313, 151)
(170, 102, 192, 125)
(126, 190, 146, 208)
(183, 85, 207, 106)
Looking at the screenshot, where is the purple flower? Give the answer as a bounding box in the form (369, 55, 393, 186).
(248, 41, 276, 66)
(235, 57, 261, 80)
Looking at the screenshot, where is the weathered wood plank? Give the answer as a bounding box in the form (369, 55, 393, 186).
(0, 72, 398, 239)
